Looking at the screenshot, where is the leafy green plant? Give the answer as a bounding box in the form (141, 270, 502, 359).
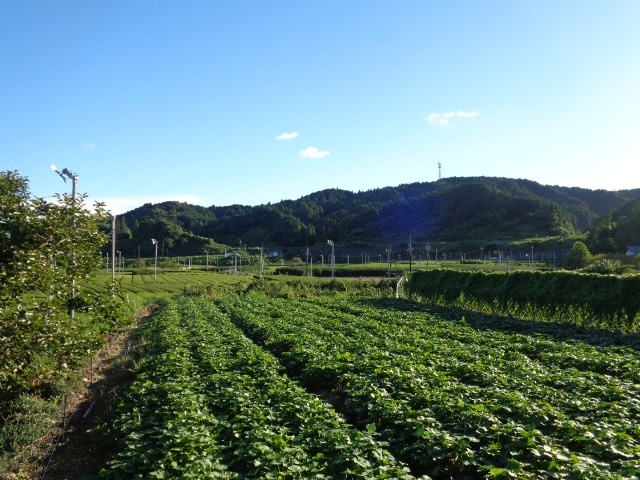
(1, 171, 132, 398)
(406, 269, 640, 332)
(581, 258, 633, 275)
(217, 294, 640, 478)
(563, 241, 592, 270)
(99, 296, 418, 479)
(0, 394, 60, 473)
(0, 170, 134, 478)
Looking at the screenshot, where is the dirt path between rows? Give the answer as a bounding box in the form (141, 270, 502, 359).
(36, 310, 150, 480)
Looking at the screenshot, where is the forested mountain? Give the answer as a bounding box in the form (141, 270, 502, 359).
(117, 177, 640, 256)
(586, 196, 640, 253)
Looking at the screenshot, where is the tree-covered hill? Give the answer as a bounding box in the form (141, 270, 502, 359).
(115, 201, 225, 257)
(586, 196, 640, 253)
(119, 177, 640, 255)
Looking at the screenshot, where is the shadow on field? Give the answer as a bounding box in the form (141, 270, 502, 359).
(38, 318, 145, 480)
(355, 297, 640, 352)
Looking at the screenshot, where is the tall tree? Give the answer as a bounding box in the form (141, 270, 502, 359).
(0, 170, 130, 397)
(116, 215, 133, 239)
(563, 241, 591, 270)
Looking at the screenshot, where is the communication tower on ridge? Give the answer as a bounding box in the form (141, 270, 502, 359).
(438, 162, 442, 180)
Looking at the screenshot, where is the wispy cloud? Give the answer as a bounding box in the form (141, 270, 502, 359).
(426, 111, 479, 126)
(299, 146, 330, 159)
(276, 131, 299, 140)
(81, 143, 97, 151)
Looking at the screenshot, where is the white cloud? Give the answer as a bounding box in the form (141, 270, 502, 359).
(81, 143, 97, 150)
(276, 131, 299, 140)
(94, 194, 205, 215)
(299, 146, 330, 159)
(427, 111, 479, 126)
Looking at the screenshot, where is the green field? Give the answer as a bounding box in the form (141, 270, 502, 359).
(98, 291, 640, 479)
(88, 270, 254, 308)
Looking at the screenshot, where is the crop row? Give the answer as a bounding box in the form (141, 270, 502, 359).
(215, 294, 640, 478)
(99, 296, 417, 479)
(407, 270, 640, 332)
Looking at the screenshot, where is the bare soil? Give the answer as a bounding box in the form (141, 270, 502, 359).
(35, 311, 150, 480)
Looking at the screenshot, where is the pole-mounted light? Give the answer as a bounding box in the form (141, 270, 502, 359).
(51, 164, 78, 206)
(327, 240, 335, 279)
(51, 164, 79, 318)
(152, 239, 158, 283)
(51, 164, 76, 182)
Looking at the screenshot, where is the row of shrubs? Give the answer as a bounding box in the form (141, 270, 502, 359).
(406, 269, 640, 332)
(274, 266, 397, 277)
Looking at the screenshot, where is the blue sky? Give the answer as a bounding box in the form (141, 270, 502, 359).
(2, 1, 640, 214)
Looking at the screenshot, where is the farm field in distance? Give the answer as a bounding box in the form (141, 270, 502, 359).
(87, 270, 254, 307)
(98, 291, 640, 479)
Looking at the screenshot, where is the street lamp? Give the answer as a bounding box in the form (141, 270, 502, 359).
(531, 246, 534, 269)
(327, 240, 335, 279)
(386, 249, 392, 278)
(51, 165, 78, 204)
(51, 164, 78, 318)
(151, 239, 158, 282)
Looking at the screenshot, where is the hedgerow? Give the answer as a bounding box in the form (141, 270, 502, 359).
(406, 270, 640, 332)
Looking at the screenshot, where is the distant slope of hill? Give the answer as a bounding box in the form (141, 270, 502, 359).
(118, 177, 640, 255)
(586, 195, 640, 253)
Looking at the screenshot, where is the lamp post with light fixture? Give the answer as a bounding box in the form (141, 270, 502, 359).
(51, 164, 78, 318)
(327, 240, 335, 279)
(51, 165, 78, 205)
(152, 239, 158, 282)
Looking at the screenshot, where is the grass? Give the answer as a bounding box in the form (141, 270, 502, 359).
(87, 270, 255, 309)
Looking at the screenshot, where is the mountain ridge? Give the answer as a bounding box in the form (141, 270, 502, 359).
(114, 176, 640, 256)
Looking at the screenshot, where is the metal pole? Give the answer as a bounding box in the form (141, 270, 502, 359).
(51, 165, 78, 318)
(259, 247, 264, 280)
(152, 239, 158, 282)
(69, 175, 77, 318)
(111, 216, 116, 280)
(327, 240, 335, 279)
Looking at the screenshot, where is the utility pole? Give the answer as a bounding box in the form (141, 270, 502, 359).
(259, 246, 264, 280)
(305, 245, 310, 276)
(51, 165, 78, 318)
(111, 216, 116, 280)
(327, 240, 335, 279)
(408, 236, 413, 273)
(531, 246, 534, 269)
(152, 239, 158, 282)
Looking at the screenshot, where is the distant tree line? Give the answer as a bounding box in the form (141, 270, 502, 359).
(113, 177, 640, 257)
